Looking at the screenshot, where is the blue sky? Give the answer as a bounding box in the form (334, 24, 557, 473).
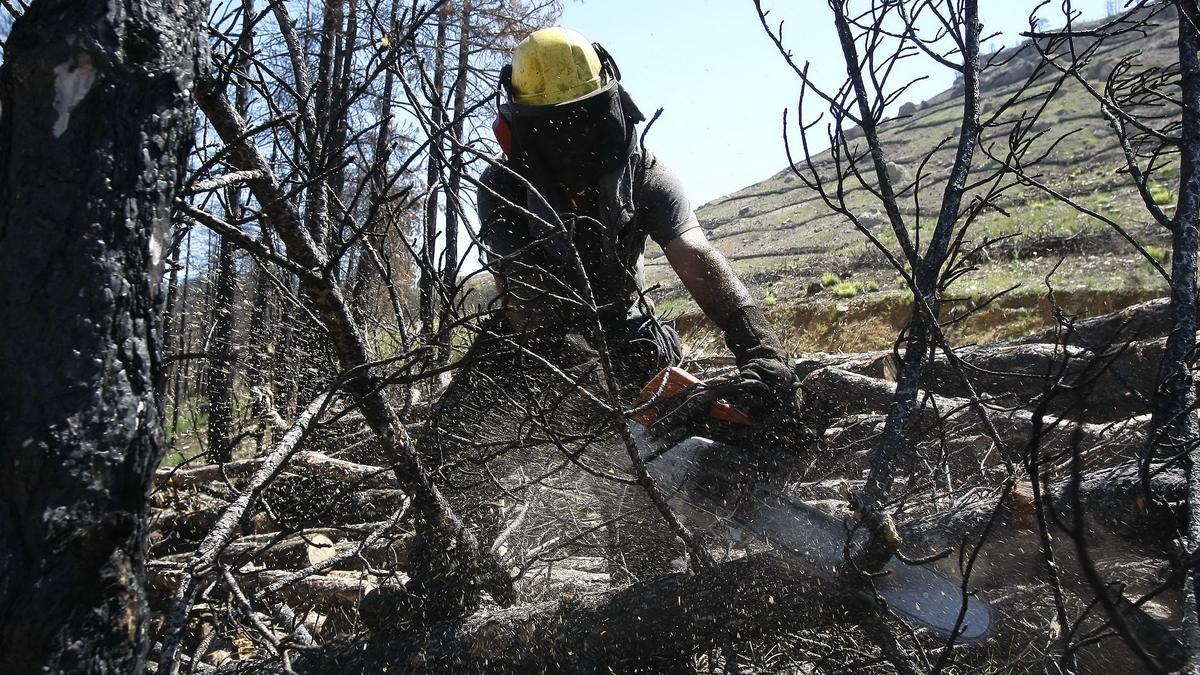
(558, 0, 1112, 207)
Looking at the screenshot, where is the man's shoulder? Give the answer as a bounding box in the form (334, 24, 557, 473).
(631, 148, 699, 246)
(636, 149, 687, 200)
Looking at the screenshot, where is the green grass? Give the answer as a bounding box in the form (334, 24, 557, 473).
(166, 402, 208, 437)
(952, 255, 1168, 299)
(1150, 183, 1175, 206)
(160, 446, 205, 469)
(654, 295, 695, 317)
(1144, 245, 1169, 262)
(832, 280, 863, 298)
(821, 272, 841, 287)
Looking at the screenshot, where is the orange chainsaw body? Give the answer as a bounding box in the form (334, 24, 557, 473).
(631, 366, 752, 427)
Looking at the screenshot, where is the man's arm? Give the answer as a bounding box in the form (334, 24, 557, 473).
(663, 228, 795, 397)
(663, 228, 755, 320)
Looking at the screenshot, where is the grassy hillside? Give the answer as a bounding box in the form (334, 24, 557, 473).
(647, 12, 1177, 353)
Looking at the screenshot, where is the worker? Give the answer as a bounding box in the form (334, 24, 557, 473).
(420, 27, 798, 583)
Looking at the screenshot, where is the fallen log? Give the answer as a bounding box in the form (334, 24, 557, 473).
(149, 567, 376, 610)
(155, 450, 397, 490)
(157, 529, 414, 573)
(1012, 296, 1185, 349)
(149, 490, 410, 557)
(895, 464, 1186, 673)
(921, 339, 1164, 421)
(296, 553, 859, 674)
(798, 335, 1179, 421)
(264, 481, 408, 530)
(149, 507, 274, 557)
(795, 351, 894, 381)
(802, 366, 1147, 462)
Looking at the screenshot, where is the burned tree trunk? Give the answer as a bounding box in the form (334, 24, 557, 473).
(206, 3, 253, 464)
(419, 6, 448, 338)
(436, 0, 471, 363)
(1168, 1, 1200, 659)
(206, 235, 237, 463)
(0, 0, 200, 671)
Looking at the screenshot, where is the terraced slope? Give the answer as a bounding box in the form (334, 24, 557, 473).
(647, 13, 1178, 353)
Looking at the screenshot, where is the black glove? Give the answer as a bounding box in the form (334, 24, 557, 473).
(716, 304, 797, 415)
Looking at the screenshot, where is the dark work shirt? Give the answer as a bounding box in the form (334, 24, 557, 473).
(477, 151, 700, 325)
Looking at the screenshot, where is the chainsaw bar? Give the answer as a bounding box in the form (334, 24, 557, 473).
(636, 425, 993, 643)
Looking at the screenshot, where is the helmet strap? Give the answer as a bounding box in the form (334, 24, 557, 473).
(498, 64, 516, 99)
(592, 42, 622, 82)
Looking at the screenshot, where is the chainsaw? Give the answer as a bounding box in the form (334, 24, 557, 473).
(629, 367, 993, 643)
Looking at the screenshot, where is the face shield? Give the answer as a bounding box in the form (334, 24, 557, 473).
(504, 81, 631, 186)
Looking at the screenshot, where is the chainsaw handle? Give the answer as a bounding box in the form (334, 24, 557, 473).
(630, 367, 752, 427)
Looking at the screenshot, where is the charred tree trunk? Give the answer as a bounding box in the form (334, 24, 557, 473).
(158, 227, 184, 401)
(351, 23, 397, 324)
(435, 0, 471, 364)
(245, 242, 279, 448)
(206, 234, 237, 463)
(327, 1, 354, 234)
(0, 0, 200, 671)
(206, 5, 253, 464)
(1168, 1, 1200, 661)
(172, 229, 193, 436)
(837, 1, 982, 536)
(419, 7, 448, 338)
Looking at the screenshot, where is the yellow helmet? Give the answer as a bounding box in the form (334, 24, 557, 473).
(510, 27, 611, 106)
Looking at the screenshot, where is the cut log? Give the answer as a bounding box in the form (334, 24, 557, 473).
(149, 508, 274, 557)
(305, 534, 337, 566)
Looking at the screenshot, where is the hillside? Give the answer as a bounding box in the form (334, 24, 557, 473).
(646, 11, 1178, 353)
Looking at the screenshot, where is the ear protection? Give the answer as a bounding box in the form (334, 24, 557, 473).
(492, 42, 622, 157)
(493, 64, 516, 156)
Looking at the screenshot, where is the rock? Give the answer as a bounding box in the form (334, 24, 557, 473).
(806, 282, 823, 296)
(738, 206, 752, 217)
(859, 209, 886, 230)
(899, 101, 917, 117)
(885, 160, 909, 184)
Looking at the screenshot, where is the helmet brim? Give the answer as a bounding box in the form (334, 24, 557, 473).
(503, 78, 619, 119)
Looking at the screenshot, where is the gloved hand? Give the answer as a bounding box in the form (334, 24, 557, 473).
(717, 303, 798, 417)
